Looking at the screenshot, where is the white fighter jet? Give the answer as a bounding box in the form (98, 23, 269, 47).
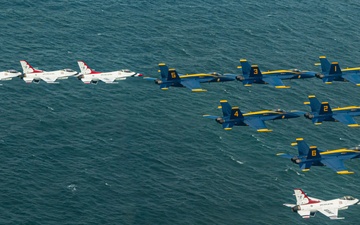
(284, 188, 359, 220)
(0, 70, 22, 81)
(77, 60, 142, 84)
(20, 60, 78, 84)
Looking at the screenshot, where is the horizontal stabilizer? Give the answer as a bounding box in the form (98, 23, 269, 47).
(203, 115, 219, 119)
(192, 88, 207, 92)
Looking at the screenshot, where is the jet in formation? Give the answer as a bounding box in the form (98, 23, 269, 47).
(77, 61, 142, 84)
(20, 60, 78, 83)
(232, 59, 317, 88)
(144, 63, 235, 92)
(203, 100, 303, 132)
(316, 56, 360, 85)
(277, 138, 360, 174)
(0, 70, 22, 81)
(284, 188, 359, 219)
(303, 95, 360, 127)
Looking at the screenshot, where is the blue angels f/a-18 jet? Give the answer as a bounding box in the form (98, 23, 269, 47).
(144, 63, 235, 92)
(232, 59, 317, 88)
(315, 56, 360, 85)
(203, 100, 303, 132)
(304, 95, 360, 127)
(277, 138, 360, 174)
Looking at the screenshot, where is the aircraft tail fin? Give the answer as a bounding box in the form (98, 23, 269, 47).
(77, 60, 97, 75)
(294, 189, 320, 205)
(230, 106, 243, 120)
(20, 60, 43, 73)
(240, 59, 262, 78)
(319, 56, 331, 73)
(292, 138, 310, 156)
(219, 100, 232, 117)
(319, 102, 332, 115)
(158, 63, 169, 80)
(329, 62, 342, 75)
(306, 95, 321, 112)
(167, 68, 180, 81)
(305, 95, 332, 114)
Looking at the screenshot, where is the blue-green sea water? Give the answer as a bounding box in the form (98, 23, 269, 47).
(1, 0, 360, 224)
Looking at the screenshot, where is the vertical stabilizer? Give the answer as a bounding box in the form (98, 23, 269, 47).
(20, 60, 43, 73)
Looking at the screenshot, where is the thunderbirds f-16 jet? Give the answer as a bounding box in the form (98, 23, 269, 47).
(143, 63, 235, 92)
(20, 60, 78, 84)
(277, 138, 360, 174)
(0, 70, 22, 81)
(77, 61, 142, 84)
(303, 95, 360, 127)
(232, 59, 317, 88)
(315, 56, 360, 85)
(284, 188, 359, 219)
(203, 100, 303, 132)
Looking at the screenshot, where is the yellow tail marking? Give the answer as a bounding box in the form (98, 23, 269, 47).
(275, 86, 290, 89)
(161, 88, 169, 90)
(337, 171, 354, 175)
(192, 89, 207, 92)
(296, 138, 304, 141)
(257, 129, 272, 132)
(220, 100, 228, 103)
(319, 56, 327, 59)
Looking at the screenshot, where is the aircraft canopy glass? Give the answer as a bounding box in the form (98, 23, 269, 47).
(340, 196, 355, 200)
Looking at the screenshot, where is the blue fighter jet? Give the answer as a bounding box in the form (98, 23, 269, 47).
(203, 100, 304, 132)
(315, 56, 360, 85)
(277, 138, 360, 174)
(233, 59, 317, 88)
(144, 63, 235, 92)
(304, 95, 360, 127)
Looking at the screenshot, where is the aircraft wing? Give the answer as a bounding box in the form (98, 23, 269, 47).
(321, 158, 349, 173)
(42, 76, 59, 83)
(244, 118, 272, 132)
(262, 76, 289, 88)
(297, 210, 313, 219)
(312, 117, 324, 125)
(318, 208, 341, 219)
(99, 76, 118, 84)
(332, 113, 359, 126)
(23, 77, 34, 83)
(299, 161, 312, 171)
(322, 76, 334, 84)
(342, 74, 360, 86)
(242, 79, 253, 86)
(180, 79, 207, 92)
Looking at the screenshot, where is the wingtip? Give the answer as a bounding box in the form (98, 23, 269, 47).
(275, 85, 291, 89)
(337, 170, 354, 175)
(348, 124, 360, 128)
(191, 89, 207, 92)
(257, 129, 272, 132)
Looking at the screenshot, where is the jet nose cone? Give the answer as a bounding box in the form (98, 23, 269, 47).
(315, 73, 324, 79)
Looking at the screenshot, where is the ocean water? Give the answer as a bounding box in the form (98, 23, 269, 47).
(1, 0, 360, 224)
